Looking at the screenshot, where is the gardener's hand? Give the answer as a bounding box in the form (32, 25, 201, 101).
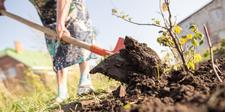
(56, 23, 71, 40)
(0, 0, 6, 16)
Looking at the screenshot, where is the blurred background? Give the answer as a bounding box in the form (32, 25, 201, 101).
(3, 0, 225, 111)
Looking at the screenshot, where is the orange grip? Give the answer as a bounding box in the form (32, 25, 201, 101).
(90, 45, 113, 56)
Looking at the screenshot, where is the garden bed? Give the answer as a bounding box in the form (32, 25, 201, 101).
(63, 36, 225, 112)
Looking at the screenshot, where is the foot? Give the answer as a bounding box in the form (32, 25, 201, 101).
(78, 74, 95, 96)
(54, 96, 67, 104)
(77, 85, 95, 96)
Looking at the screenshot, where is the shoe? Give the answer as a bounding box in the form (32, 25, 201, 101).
(54, 96, 68, 104)
(77, 85, 95, 96)
(78, 74, 95, 96)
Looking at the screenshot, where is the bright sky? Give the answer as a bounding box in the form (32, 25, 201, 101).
(0, 0, 212, 57)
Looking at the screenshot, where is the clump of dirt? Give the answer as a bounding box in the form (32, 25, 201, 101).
(90, 36, 162, 83)
(207, 83, 225, 112)
(63, 36, 225, 112)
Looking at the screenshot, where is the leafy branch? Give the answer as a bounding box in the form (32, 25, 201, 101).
(112, 0, 205, 73)
(112, 9, 167, 29)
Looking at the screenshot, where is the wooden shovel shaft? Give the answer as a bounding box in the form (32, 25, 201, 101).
(0, 10, 112, 56)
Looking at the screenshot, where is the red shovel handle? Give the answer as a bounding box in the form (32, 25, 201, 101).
(90, 45, 113, 56)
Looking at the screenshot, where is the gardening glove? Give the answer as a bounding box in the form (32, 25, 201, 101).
(0, 0, 5, 16)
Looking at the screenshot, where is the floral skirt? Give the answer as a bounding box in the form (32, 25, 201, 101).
(45, 10, 96, 72)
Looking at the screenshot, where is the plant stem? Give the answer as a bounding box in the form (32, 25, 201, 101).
(203, 24, 223, 82)
(166, 0, 189, 73)
(113, 14, 167, 30)
(168, 30, 188, 72)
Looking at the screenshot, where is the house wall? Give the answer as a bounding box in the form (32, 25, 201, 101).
(0, 56, 26, 90)
(179, 0, 225, 53)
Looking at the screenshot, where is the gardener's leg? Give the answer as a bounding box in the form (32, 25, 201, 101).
(78, 61, 94, 95)
(56, 68, 68, 102)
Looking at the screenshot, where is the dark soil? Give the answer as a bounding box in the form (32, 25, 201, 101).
(90, 36, 162, 83)
(63, 36, 225, 112)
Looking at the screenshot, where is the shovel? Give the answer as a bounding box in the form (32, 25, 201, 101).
(0, 10, 125, 56)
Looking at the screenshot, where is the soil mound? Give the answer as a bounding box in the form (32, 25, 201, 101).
(66, 36, 225, 112)
(90, 36, 162, 83)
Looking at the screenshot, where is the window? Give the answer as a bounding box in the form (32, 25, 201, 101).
(7, 67, 17, 78)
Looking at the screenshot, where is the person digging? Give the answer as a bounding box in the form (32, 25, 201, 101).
(0, 0, 96, 103)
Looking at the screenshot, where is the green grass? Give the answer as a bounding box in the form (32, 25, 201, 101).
(0, 67, 119, 112)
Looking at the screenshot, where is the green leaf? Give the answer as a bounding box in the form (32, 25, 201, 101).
(173, 25, 182, 34)
(112, 9, 118, 15)
(186, 34, 193, 40)
(157, 35, 174, 47)
(187, 61, 195, 70)
(157, 37, 162, 44)
(155, 20, 161, 25)
(124, 103, 131, 110)
(194, 54, 202, 63)
(179, 38, 188, 45)
(199, 40, 204, 45)
(192, 39, 199, 47)
(203, 51, 209, 58)
(194, 32, 204, 40)
(189, 24, 198, 33)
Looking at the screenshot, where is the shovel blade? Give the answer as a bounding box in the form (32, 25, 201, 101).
(90, 37, 125, 56)
(113, 37, 125, 53)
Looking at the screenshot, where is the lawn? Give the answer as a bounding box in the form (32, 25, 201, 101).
(0, 66, 119, 112)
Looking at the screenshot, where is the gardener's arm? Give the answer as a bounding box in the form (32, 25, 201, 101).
(56, 0, 71, 40)
(0, 0, 6, 15)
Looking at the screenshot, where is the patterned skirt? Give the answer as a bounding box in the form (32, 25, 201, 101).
(45, 1, 96, 72)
